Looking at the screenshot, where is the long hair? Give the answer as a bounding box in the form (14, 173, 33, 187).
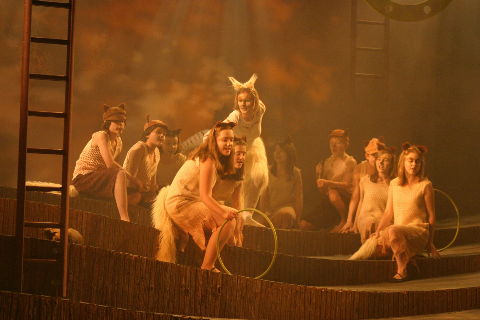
(397, 142, 428, 185)
(370, 146, 397, 183)
(189, 122, 236, 178)
(271, 138, 297, 181)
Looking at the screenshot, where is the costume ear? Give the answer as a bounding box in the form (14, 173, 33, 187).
(417, 145, 428, 154)
(228, 76, 244, 91)
(402, 142, 412, 151)
(117, 103, 126, 110)
(146, 114, 150, 123)
(103, 104, 110, 112)
(244, 73, 258, 89)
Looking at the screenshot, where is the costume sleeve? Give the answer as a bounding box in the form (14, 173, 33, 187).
(225, 110, 240, 124)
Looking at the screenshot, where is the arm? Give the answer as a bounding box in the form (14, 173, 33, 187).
(424, 183, 440, 257)
(199, 158, 236, 226)
(375, 185, 394, 234)
(326, 159, 356, 192)
(294, 169, 304, 223)
(123, 145, 146, 191)
(341, 182, 362, 233)
(94, 132, 123, 169)
(231, 182, 243, 210)
(258, 185, 271, 213)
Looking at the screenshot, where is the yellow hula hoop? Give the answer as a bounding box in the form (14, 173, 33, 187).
(216, 208, 278, 279)
(434, 188, 461, 252)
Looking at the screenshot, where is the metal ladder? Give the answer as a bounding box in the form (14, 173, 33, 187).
(350, 0, 390, 102)
(15, 0, 76, 297)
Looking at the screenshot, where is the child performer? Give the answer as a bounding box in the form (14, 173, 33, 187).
(152, 122, 242, 272)
(260, 138, 303, 229)
(223, 74, 268, 227)
(156, 129, 187, 188)
(123, 117, 167, 206)
(71, 104, 130, 221)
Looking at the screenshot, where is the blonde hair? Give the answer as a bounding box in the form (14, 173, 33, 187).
(397, 142, 428, 185)
(189, 122, 236, 178)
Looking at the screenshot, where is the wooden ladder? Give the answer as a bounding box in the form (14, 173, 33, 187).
(351, 0, 390, 102)
(15, 0, 76, 297)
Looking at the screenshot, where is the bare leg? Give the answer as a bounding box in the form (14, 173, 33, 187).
(328, 188, 348, 232)
(201, 219, 236, 270)
(114, 170, 130, 222)
(388, 227, 409, 279)
(271, 208, 296, 229)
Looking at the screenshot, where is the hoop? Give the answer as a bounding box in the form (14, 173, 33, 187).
(216, 208, 278, 279)
(434, 188, 460, 252)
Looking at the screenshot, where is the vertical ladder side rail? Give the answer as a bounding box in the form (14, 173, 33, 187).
(15, 0, 33, 293)
(59, 0, 76, 297)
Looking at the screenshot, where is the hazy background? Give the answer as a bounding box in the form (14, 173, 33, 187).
(1, 0, 478, 218)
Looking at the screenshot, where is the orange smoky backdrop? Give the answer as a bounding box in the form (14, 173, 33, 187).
(0, 0, 479, 216)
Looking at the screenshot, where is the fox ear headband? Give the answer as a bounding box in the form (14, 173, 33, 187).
(228, 74, 258, 92)
(402, 142, 428, 154)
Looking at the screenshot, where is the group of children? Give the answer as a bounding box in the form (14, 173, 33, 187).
(71, 74, 440, 281)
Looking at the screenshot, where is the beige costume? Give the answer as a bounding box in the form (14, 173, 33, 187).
(152, 159, 243, 262)
(156, 153, 187, 187)
(123, 141, 160, 193)
(354, 175, 389, 242)
(350, 177, 431, 260)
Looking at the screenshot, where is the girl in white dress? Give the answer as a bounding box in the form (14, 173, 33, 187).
(223, 74, 268, 226)
(350, 143, 440, 282)
(354, 146, 396, 242)
(260, 139, 303, 229)
(152, 122, 242, 272)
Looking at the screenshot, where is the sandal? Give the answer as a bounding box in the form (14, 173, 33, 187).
(390, 273, 409, 282)
(202, 267, 221, 273)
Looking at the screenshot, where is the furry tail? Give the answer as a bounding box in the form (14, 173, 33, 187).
(349, 236, 378, 260)
(151, 186, 177, 263)
(246, 137, 269, 195)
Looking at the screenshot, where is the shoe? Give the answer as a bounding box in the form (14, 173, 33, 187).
(389, 273, 409, 282)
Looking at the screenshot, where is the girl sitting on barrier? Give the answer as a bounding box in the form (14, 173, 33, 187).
(299, 129, 356, 231)
(156, 128, 187, 188)
(152, 122, 242, 272)
(123, 117, 167, 206)
(71, 104, 130, 222)
(259, 138, 303, 229)
(350, 143, 440, 282)
(354, 145, 396, 242)
(341, 137, 385, 233)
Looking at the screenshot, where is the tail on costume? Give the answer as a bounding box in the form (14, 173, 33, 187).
(151, 186, 177, 263)
(246, 137, 269, 196)
(349, 236, 378, 260)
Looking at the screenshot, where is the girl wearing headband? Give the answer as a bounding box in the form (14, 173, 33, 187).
(152, 122, 243, 272)
(71, 104, 130, 221)
(123, 117, 167, 206)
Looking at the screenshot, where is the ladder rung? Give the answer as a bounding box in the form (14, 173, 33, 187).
(30, 73, 67, 81)
(28, 110, 66, 118)
(354, 73, 384, 79)
(356, 46, 384, 51)
(32, 1, 71, 9)
(27, 148, 65, 155)
(31, 37, 69, 45)
(25, 221, 62, 228)
(357, 20, 385, 26)
(26, 185, 63, 192)
(24, 258, 58, 264)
